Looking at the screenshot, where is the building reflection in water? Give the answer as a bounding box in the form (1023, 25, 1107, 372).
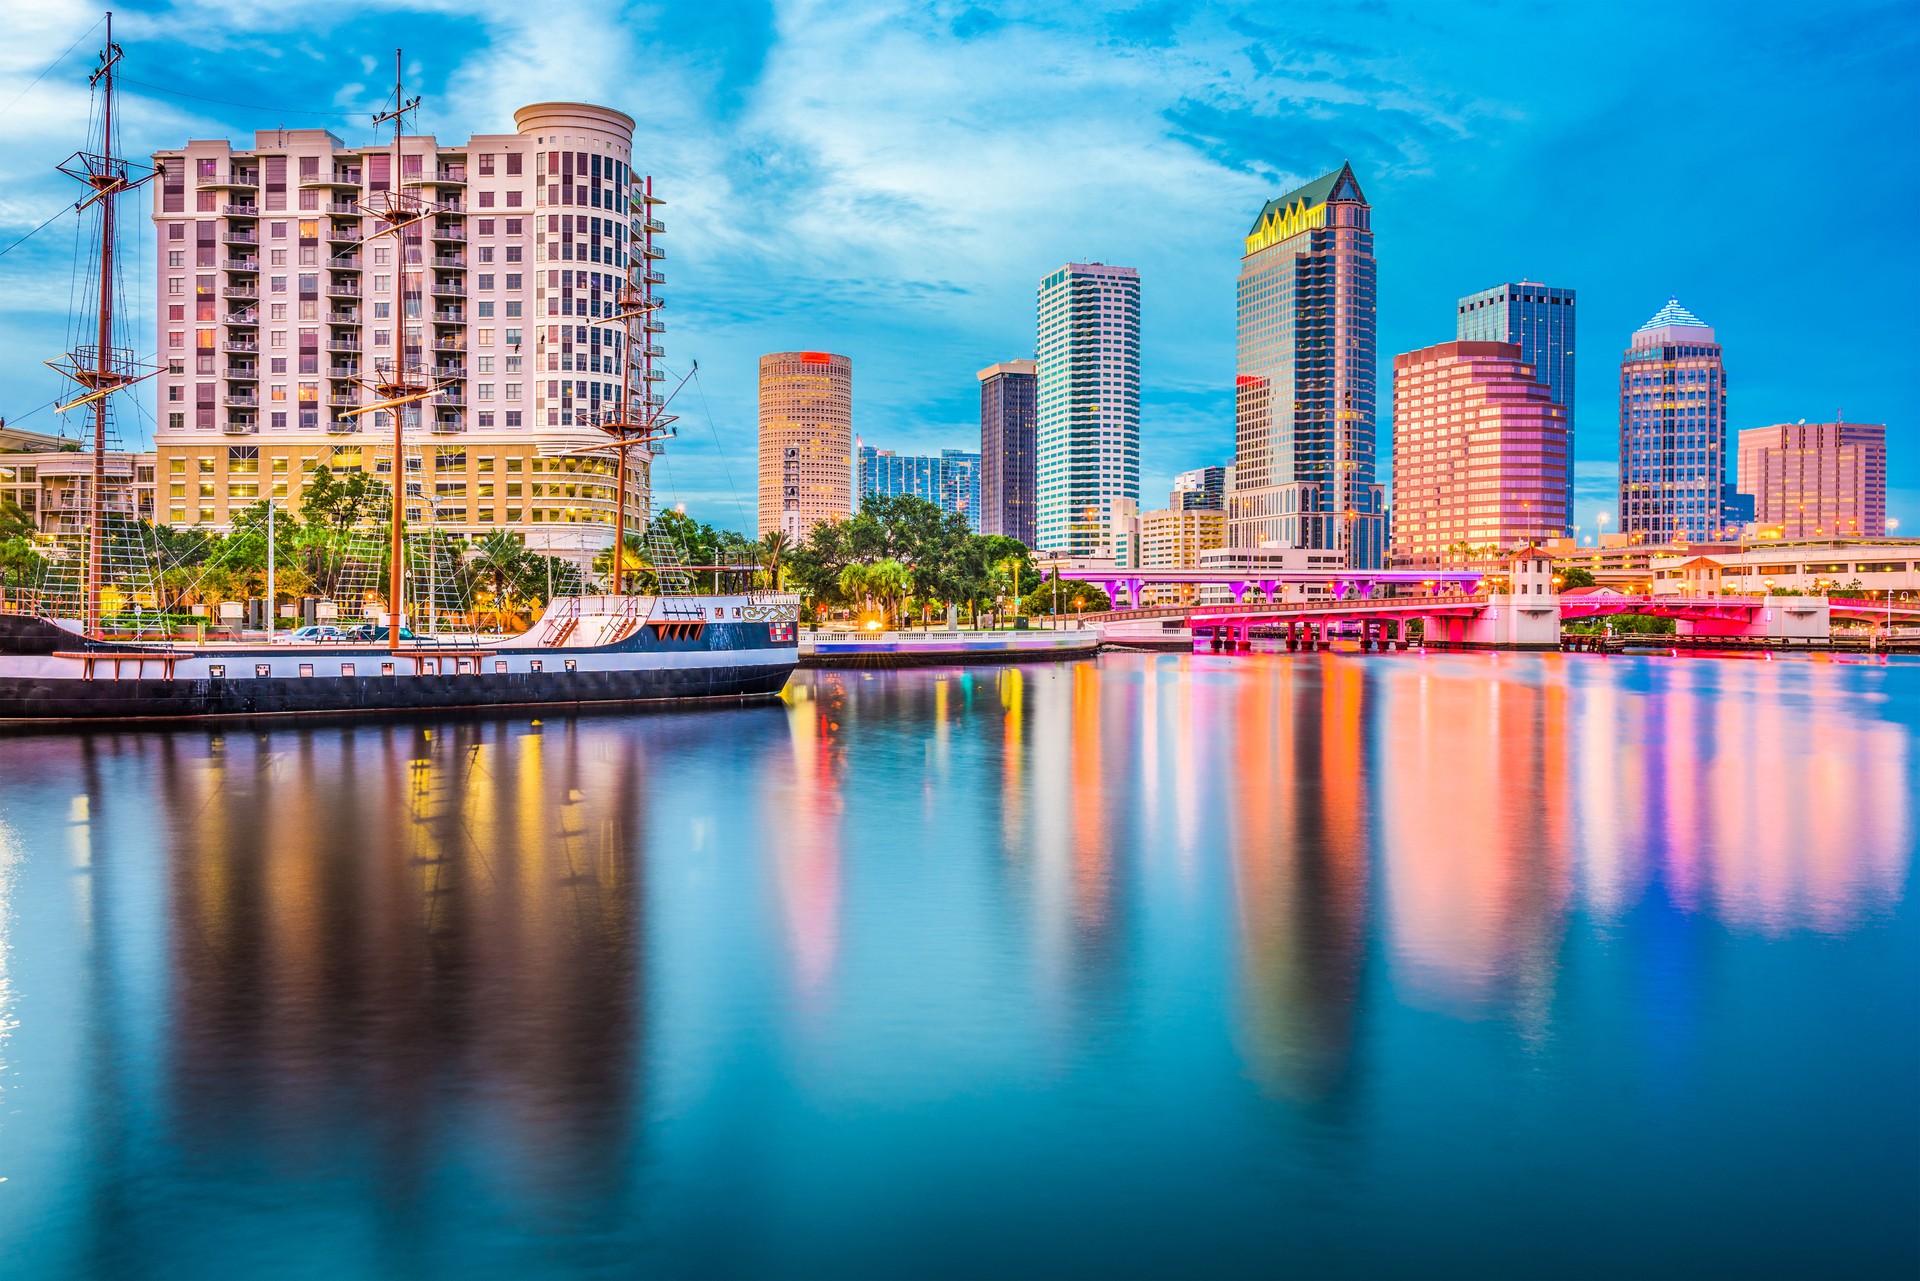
(1224, 655, 1370, 1102)
(779, 680, 845, 1004)
(162, 718, 647, 1232)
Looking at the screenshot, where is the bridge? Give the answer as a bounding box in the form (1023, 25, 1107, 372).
(1080, 555, 1920, 650)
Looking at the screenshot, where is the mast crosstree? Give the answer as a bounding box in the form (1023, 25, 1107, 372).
(48, 11, 157, 637)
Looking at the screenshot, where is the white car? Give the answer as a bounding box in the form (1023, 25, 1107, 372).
(274, 625, 349, 645)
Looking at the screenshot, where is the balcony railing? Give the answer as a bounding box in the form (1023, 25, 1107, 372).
(325, 338, 361, 353)
(223, 228, 259, 245)
(222, 285, 258, 299)
(432, 338, 465, 352)
(433, 309, 466, 323)
(433, 364, 465, 379)
(227, 309, 259, 326)
(328, 364, 359, 379)
(325, 285, 361, 298)
(328, 394, 359, 408)
(226, 257, 260, 272)
(431, 255, 465, 268)
(223, 202, 258, 216)
(328, 256, 362, 271)
(431, 281, 466, 297)
(328, 310, 360, 326)
(224, 393, 259, 407)
(326, 201, 361, 216)
(226, 366, 259, 381)
(223, 340, 258, 353)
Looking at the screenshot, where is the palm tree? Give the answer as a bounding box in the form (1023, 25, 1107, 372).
(759, 529, 791, 590)
(868, 559, 913, 627)
(469, 529, 526, 635)
(837, 562, 872, 621)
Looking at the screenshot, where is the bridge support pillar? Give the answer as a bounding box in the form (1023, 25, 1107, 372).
(1287, 620, 1298, 652)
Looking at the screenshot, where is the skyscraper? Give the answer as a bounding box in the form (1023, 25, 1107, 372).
(1171, 465, 1229, 510)
(1737, 421, 1887, 538)
(1230, 163, 1384, 568)
(977, 359, 1037, 545)
(150, 102, 654, 560)
(1458, 281, 1576, 534)
(1035, 263, 1139, 556)
(759, 351, 852, 542)
(1618, 299, 1728, 544)
(856, 443, 981, 528)
(1390, 341, 1568, 566)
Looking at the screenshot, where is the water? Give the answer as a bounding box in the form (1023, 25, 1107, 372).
(0, 652, 1914, 1280)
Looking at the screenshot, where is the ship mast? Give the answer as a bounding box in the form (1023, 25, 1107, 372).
(340, 51, 436, 650)
(52, 11, 155, 637)
(587, 174, 674, 594)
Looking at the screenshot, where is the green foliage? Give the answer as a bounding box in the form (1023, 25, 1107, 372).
(1029, 574, 1111, 614)
(1558, 566, 1596, 589)
(784, 495, 1026, 620)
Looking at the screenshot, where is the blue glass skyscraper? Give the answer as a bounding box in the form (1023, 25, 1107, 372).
(1458, 281, 1576, 534)
(857, 443, 982, 529)
(1618, 298, 1729, 544)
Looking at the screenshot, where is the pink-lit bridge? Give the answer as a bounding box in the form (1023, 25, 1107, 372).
(1083, 586, 1920, 650)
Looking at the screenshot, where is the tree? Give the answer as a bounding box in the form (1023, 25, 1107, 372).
(1559, 566, 1595, 589)
(469, 529, 529, 633)
(1030, 574, 1111, 614)
(759, 529, 790, 590)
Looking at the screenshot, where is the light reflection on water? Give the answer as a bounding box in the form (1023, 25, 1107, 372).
(0, 652, 1914, 1280)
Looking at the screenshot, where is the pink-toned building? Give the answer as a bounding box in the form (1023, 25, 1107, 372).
(1390, 340, 1568, 568)
(148, 102, 658, 562)
(1736, 421, 1887, 539)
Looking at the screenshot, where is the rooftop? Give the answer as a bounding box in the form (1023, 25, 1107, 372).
(1636, 296, 1710, 332)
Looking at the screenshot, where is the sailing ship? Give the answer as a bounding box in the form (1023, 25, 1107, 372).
(0, 26, 798, 723)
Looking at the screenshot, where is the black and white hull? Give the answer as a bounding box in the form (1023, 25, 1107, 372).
(0, 594, 800, 724)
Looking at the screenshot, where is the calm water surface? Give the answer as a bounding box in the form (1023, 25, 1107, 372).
(0, 652, 1915, 1279)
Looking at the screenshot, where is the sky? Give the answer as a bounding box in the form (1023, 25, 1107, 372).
(0, 0, 1914, 538)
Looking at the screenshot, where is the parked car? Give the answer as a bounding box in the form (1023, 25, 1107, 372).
(275, 625, 352, 645)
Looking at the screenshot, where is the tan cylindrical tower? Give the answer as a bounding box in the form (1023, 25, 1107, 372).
(759, 351, 852, 542)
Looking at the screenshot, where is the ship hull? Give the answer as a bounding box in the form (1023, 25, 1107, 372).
(0, 660, 794, 724)
(0, 595, 801, 725)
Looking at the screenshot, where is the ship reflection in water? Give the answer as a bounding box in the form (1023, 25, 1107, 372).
(0, 654, 1914, 1279)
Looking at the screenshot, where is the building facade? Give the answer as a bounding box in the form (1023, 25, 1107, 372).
(1389, 340, 1568, 568)
(759, 351, 853, 542)
(0, 451, 157, 536)
(1618, 298, 1733, 545)
(1737, 421, 1887, 539)
(977, 359, 1037, 545)
(1457, 281, 1575, 534)
(1171, 465, 1229, 510)
(150, 102, 655, 561)
(856, 444, 980, 527)
(1035, 263, 1139, 556)
(1230, 163, 1384, 567)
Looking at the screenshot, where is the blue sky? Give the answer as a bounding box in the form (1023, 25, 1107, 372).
(0, 0, 1914, 538)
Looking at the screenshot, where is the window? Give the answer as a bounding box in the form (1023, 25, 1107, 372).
(298, 663, 314, 677)
(495, 660, 508, 673)
(341, 663, 355, 676)
(255, 663, 272, 677)
(209, 664, 225, 678)
(381, 662, 395, 676)
(530, 659, 542, 672)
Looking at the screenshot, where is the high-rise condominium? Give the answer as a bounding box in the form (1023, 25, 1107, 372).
(1035, 263, 1139, 555)
(151, 103, 654, 561)
(856, 443, 981, 528)
(1457, 281, 1575, 534)
(1390, 341, 1568, 567)
(1231, 163, 1384, 567)
(1618, 299, 1730, 544)
(1737, 421, 1887, 538)
(759, 351, 852, 542)
(977, 359, 1037, 545)
(1171, 466, 1229, 510)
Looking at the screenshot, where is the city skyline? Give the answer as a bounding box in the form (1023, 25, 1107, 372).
(0, 2, 1911, 538)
